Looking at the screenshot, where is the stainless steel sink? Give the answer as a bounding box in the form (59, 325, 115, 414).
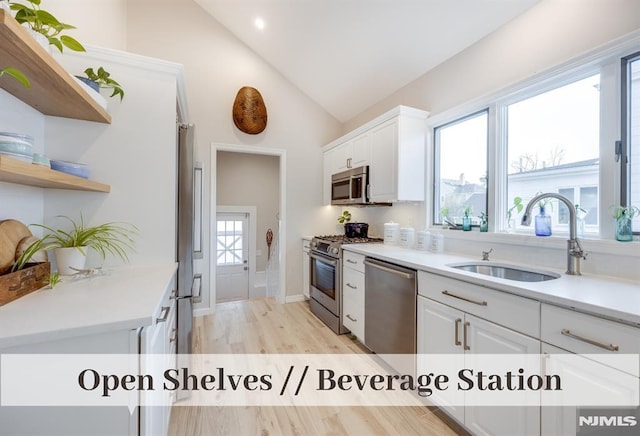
(448, 262, 560, 282)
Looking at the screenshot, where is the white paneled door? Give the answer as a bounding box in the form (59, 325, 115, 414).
(215, 213, 249, 302)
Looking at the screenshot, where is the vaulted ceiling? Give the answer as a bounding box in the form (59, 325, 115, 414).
(195, 0, 540, 122)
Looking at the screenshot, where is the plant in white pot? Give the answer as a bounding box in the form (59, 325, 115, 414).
(8, 0, 85, 53)
(30, 215, 137, 275)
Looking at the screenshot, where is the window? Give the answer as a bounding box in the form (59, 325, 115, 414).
(506, 75, 600, 233)
(622, 53, 640, 233)
(216, 219, 244, 265)
(433, 110, 488, 226)
(430, 41, 640, 242)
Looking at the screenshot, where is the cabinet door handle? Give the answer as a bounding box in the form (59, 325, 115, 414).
(156, 306, 170, 323)
(346, 283, 357, 289)
(463, 321, 471, 350)
(442, 290, 487, 306)
(561, 328, 619, 352)
(346, 314, 357, 322)
(454, 318, 462, 346)
(346, 259, 358, 264)
(347, 157, 352, 168)
(170, 328, 177, 343)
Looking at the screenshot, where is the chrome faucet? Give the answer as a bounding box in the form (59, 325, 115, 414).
(521, 193, 587, 275)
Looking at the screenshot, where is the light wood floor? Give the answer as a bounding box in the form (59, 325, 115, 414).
(168, 298, 465, 436)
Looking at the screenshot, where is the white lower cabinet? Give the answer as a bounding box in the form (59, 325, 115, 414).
(418, 296, 540, 435)
(540, 304, 640, 436)
(140, 283, 177, 436)
(342, 251, 365, 341)
(417, 271, 541, 436)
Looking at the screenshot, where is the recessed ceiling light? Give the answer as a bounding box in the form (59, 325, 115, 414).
(254, 17, 265, 30)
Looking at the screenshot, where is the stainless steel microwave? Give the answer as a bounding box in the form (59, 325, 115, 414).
(331, 166, 368, 205)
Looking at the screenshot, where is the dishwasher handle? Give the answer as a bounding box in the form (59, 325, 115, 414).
(364, 258, 415, 280)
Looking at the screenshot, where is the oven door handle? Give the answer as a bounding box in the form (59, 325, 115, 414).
(309, 252, 338, 266)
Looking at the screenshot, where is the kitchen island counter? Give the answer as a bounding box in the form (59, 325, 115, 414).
(0, 263, 178, 349)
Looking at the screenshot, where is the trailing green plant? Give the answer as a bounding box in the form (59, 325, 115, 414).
(11, 236, 47, 272)
(609, 205, 640, 220)
(0, 66, 30, 88)
(337, 210, 351, 224)
(83, 67, 124, 100)
(506, 196, 523, 219)
(32, 215, 137, 261)
(9, 0, 85, 52)
(48, 271, 60, 288)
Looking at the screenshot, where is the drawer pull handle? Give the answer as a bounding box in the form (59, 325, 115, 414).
(442, 290, 487, 306)
(346, 283, 357, 289)
(156, 306, 170, 323)
(346, 259, 358, 264)
(463, 321, 471, 351)
(561, 329, 619, 352)
(346, 314, 357, 322)
(454, 318, 462, 346)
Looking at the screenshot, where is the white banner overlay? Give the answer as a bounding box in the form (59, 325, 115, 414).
(0, 353, 638, 409)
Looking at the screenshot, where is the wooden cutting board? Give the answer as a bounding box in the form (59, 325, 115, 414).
(0, 219, 32, 274)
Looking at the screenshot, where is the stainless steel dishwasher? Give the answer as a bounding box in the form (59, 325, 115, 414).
(364, 257, 416, 374)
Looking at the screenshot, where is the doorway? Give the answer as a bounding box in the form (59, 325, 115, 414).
(211, 144, 287, 307)
(215, 210, 251, 302)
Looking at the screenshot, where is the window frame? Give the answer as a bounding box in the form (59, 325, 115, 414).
(432, 108, 489, 227)
(427, 35, 640, 242)
(621, 51, 640, 234)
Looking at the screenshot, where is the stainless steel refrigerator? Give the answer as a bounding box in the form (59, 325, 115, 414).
(176, 123, 200, 357)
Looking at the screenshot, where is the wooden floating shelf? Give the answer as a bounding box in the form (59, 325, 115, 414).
(0, 155, 110, 192)
(0, 9, 111, 124)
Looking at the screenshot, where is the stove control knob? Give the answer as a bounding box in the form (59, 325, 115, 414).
(330, 247, 339, 255)
(310, 241, 317, 248)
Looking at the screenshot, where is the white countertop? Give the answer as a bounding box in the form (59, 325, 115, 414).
(342, 244, 640, 326)
(0, 264, 178, 349)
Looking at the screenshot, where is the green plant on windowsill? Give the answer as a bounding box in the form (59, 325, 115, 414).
(82, 67, 125, 101)
(9, 0, 85, 52)
(0, 67, 30, 88)
(506, 196, 523, 221)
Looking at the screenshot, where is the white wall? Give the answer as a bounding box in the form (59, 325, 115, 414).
(344, 0, 640, 131)
(46, 0, 127, 50)
(0, 91, 45, 228)
(125, 0, 342, 300)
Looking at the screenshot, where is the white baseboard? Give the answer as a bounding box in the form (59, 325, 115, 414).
(285, 294, 308, 303)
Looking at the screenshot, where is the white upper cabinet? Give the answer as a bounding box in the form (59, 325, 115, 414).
(323, 105, 428, 204)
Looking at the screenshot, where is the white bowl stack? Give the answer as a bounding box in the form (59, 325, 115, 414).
(0, 132, 34, 162)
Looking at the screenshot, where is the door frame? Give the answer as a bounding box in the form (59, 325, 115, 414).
(210, 144, 287, 306)
(215, 206, 256, 301)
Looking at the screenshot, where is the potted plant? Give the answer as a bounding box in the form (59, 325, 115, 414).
(8, 0, 85, 53)
(0, 66, 30, 88)
(24, 215, 137, 275)
(462, 206, 472, 231)
(80, 67, 125, 101)
(610, 205, 639, 242)
(506, 196, 523, 233)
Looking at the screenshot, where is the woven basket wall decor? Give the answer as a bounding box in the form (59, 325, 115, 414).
(232, 86, 268, 134)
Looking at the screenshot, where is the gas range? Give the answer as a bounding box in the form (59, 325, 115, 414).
(310, 234, 383, 258)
